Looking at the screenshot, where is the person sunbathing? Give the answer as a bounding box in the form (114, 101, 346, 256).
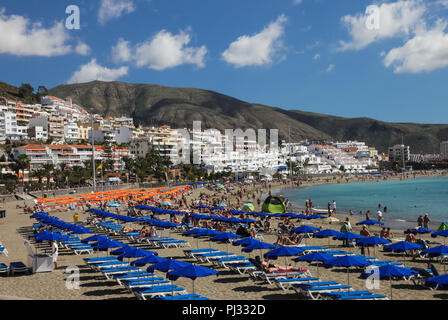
(256, 257, 304, 273)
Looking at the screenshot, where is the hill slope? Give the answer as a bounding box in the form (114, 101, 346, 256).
(0, 79, 439, 154)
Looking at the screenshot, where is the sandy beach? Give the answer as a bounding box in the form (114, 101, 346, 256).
(1, 173, 447, 301)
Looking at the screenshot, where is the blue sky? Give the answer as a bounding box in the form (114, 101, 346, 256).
(1, 0, 448, 124)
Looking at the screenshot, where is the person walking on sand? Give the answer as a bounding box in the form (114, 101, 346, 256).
(51, 240, 59, 270)
(417, 215, 423, 227)
(423, 214, 430, 229)
(332, 200, 337, 214)
(377, 210, 383, 222)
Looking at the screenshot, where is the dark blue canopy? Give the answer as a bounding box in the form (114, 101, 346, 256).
(291, 225, 320, 234)
(242, 241, 277, 252)
(264, 246, 303, 259)
(325, 255, 371, 268)
(314, 229, 343, 238)
(147, 259, 191, 273)
(383, 241, 422, 252)
(167, 264, 218, 281)
(294, 251, 333, 263)
(356, 236, 391, 247)
(356, 219, 384, 226)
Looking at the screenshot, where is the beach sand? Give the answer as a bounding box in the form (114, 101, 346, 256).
(0, 175, 447, 300)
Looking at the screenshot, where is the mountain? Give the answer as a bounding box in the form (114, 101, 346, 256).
(0, 79, 443, 154)
(48, 81, 448, 154)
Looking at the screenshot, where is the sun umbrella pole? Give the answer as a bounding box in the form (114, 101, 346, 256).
(390, 277, 393, 300)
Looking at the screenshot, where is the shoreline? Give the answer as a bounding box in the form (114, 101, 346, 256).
(271, 170, 448, 231)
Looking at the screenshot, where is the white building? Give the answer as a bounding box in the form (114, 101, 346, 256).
(441, 141, 448, 159)
(0, 111, 25, 141)
(64, 122, 79, 142)
(388, 144, 410, 163)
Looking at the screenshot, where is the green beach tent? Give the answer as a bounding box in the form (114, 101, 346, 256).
(242, 203, 255, 212)
(261, 196, 286, 214)
(438, 222, 448, 232)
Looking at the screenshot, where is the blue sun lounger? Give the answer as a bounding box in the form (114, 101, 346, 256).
(155, 294, 210, 300)
(320, 290, 374, 299)
(101, 266, 140, 279)
(93, 261, 129, 270)
(84, 256, 117, 264)
(184, 248, 219, 258)
(133, 285, 188, 300)
(9, 262, 30, 276)
(337, 294, 388, 300)
(125, 280, 171, 290)
(0, 263, 9, 275)
(274, 277, 320, 291)
(115, 272, 156, 284)
(294, 283, 353, 300)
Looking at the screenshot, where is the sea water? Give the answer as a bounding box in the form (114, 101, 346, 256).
(279, 175, 448, 230)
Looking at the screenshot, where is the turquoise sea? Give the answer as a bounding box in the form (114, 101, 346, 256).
(279, 175, 448, 230)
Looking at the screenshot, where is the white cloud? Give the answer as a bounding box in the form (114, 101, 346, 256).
(112, 38, 132, 63)
(0, 9, 72, 56)
(293, 0, 303, 5)
(134, 29, 207, 70)
(326, 64, 335, 72)
(75, 42, 91, 56)
(98, 0, 135, 24)
(68, 59, 128, 84)
(313, 53, 320, 60)
(222, 14, 288, 68)
(338, 0, 426, 51)
(383, 20, 448, 73)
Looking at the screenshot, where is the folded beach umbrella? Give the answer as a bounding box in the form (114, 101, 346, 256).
(325, 255, 371, 287)
(383, 241, 422, 253)
(291, 225, 320, 234)
(296, 214, 310, 219)
(294, 251, 333, 276)
(167, 264, 218, 299)
(356, 219, 384, 226)
(363, 264, 418, 299)
(424, 274, 448, 290)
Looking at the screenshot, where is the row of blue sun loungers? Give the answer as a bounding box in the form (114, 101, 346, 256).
(82, 256, 209, 300)
(283, 278, 388, 300)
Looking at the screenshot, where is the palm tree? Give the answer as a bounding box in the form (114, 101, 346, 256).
(43, 163, 55, 189)
(14, 154, 30, 187)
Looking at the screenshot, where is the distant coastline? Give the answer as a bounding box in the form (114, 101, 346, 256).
(271, 170, 448, 230)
